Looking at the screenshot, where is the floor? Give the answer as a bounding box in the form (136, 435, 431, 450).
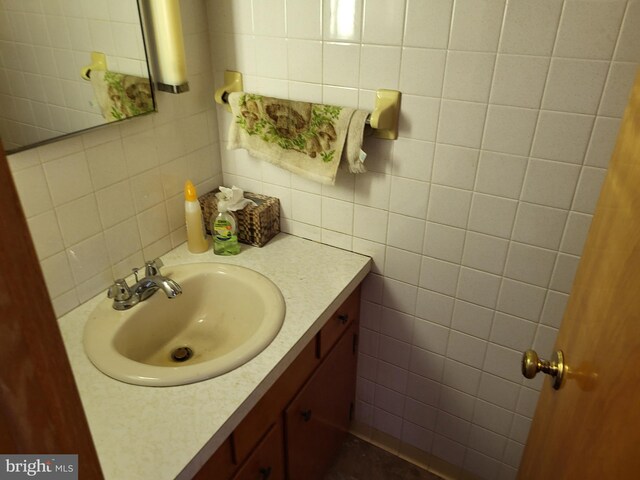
(323, 435, 444, 480)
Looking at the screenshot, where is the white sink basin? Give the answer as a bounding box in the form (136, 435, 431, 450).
(83, 263, 286, 386)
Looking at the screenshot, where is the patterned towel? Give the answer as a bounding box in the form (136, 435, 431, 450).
(90, 70, 154, 122)
(227, 92, 367, 185)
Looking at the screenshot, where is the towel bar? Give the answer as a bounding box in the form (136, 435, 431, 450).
(81, 51, 107, 81)
(214, 70, 400, 140)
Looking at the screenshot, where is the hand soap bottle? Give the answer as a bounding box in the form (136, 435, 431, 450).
(184, 180, 209, 254)
(213, 194, 240, 256)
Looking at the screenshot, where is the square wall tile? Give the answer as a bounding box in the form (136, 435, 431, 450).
(413, 318, 450, 355)
(532, 111, 595, 164)
(542, 59, 609, 115)
(360, 45, 401, 90)
(380, 306, 415, 342)
(467, 193, 518, 239)
(423, 222, 466, 263)
(451, 300, 494, 340)
(442, 359, 482, 396)
(500, 0, 563, 56)
(392, 138, 434, 182)
(436, 408, 472, 442)
(419, 256, 460, 296)
(407, 372, 442, 406)
(490, 312, 537, 352)
(11, 165, 53, 217)
(354, 172, 391, 209)
(385, 247, 421, 285)
(404, 0, 453, 49)
(512, 202, 568, 250)
(446, 332, 487, 369)
(253, 0, 286, 36)
(427, 185, 473, 229)
(497, 278, 546, 322)
(504, 242, 557, 288)
(389, 176, 430, 219)
(443, 51, 496, 103)
(521, 159, 581, 209)
(383, 277, 418, 314)
(42, 152, 93, 206)
(353, 238, 386, 274)
(321, 197, 354, 234)
(490, 55, 549, 109)
(287, 40, 322, 83)
(55, 194, 102, 247)
(386, 213, 425, 253)
(291, 190, 321, 225)
(462, 232, 509, 275)
(449, 0, 506, 53)
(467, 425, 508, 461)
(416, 288, 455, 327)
(482, 105, 538, 157)
(483, 343, 523, 384)
(323, 0, 363, 42)
(399, 48, 446, 97)
(432, 144, 479, 190)
(255, 37, 288, 79)
(27, 211, 64, 260)
(477, 372, 521, 410)
(475, 152, 527, 199)
(362, 0, 406, 45)
(554, 0, 625, 60)
(398, 95, 440, 142)
(464, 448, 502, 479)
(456, 267, 502, 309)
(549, 253, 580, 294)
(286, 0, 322, 39)
(438, 100, 487, 149)
(409, 346, 445, 383)
(353, 204, 388, 243)
(323, 42, 360, 88)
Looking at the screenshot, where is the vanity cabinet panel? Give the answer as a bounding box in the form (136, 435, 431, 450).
(193, 287, 361, 480)
(233, 338, 319, 463)
(285, 322, 358, 480)
(318, 287, 360, 358)
(232, 422, 285, 480)
(193, 435, 236, 480)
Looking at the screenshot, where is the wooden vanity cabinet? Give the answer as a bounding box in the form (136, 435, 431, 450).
(193, 287, 360, 480)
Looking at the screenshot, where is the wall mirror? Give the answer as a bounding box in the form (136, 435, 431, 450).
(0, 0, 155, 154)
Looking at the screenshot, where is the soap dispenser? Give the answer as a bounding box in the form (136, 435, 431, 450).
(213, 193, 240, 256)
(184, 180, 209, 253)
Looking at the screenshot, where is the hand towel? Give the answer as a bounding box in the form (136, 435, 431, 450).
(227, 92, 368, 185)
(90, 70, 154, 122)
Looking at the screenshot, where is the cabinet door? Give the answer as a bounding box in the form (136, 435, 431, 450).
(232, 422, 285, 480)
(285, 323, 358, 480)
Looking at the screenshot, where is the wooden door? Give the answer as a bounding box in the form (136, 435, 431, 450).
(0, 142, 103, 478)
(285, 322, 358, 480)
(518, 72, 640, 478)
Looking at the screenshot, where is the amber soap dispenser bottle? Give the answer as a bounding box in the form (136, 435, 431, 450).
(184, 180, 209, 253)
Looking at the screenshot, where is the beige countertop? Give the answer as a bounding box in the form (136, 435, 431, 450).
(58, 233, 371, 480)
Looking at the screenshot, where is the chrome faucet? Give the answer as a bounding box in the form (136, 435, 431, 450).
(107, 258, 182, 310)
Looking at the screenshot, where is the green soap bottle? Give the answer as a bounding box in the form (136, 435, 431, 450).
(213, 199, 240, 255)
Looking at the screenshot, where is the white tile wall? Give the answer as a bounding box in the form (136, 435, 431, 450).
(7, 0, 222, 317)
(208, 0, 638, 478)
(0, 0, 149, 150)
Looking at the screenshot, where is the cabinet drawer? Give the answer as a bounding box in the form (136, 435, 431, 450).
(233, 337, 319, 463)
(232, 422, 284, 480)
(318, 287, 360, 358)
(285, 322, 358, 480)
(193, 435, 236, 480)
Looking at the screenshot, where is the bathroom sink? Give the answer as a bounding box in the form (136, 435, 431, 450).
(83, 263, 286, 386)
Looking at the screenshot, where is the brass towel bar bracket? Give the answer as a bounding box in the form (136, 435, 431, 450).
(214, 70, 401, 140)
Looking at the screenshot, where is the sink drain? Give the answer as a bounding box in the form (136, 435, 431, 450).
(171, 346, 194, 362)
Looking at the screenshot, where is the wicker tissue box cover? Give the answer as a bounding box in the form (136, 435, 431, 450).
(199, 189, 280, 247)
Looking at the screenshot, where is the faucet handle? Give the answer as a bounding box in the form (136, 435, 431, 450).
(107, 279, 133, 301)
(144, 258, 164, 277)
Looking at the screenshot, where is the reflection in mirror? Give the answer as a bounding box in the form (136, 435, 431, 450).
(0, 0, 155, 154)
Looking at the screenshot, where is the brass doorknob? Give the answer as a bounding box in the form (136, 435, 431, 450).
(521, 349, 565, 390)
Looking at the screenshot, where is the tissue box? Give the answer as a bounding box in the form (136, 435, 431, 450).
(199, 189, 280, 247)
